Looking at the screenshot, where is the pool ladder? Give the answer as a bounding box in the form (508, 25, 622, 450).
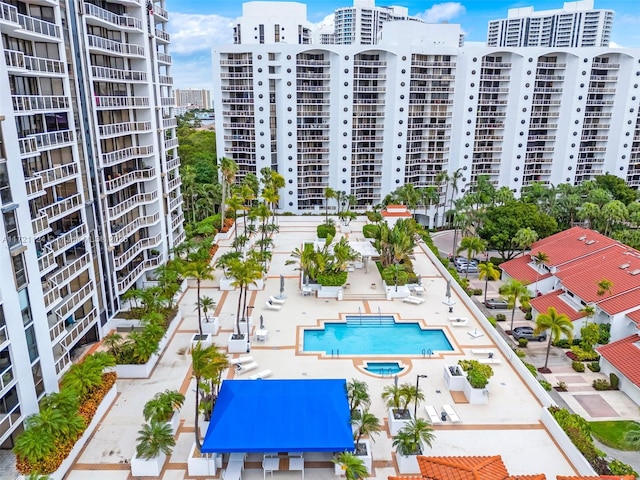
(422, 348, 433, 358)
(331, 349, 340, 358)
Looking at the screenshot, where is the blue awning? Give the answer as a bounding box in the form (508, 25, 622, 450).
(201, 379, 354, 453)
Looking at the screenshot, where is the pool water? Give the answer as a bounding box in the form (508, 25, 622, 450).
(364, 362, 404, 376)
(303, 316, 453, 355)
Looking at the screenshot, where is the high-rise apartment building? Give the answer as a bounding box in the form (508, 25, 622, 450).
(213, 7, 640, 224)
(232, 1, 312, 45)
(0, 0, 183, 447)
(175, 88, 211, 109)
(487, 0, 613, 48)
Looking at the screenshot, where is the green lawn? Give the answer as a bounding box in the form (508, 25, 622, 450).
(589, 420, 640, 450)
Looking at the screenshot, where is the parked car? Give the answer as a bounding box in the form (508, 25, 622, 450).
(512, 326, 546, 342)
(456, 264, 478, 274)
(485, 298, 509, 309)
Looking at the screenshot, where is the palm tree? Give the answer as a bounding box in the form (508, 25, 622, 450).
(392, 418, 435, 456)
(219, 157, 238, 232)
(229, 257, 263, 338)
(345, 379, 371, 418)
(534, 307, 573, 370)
(352, 408, 381, 447)
(580, 304, 596, 326)
(435, 171, 449, 228)
(514, 227, 538, 257)
(448, 168, 463, 227)
(324, 187, 337, 224)
(332, 451, 368, 480)
(197, 296, 216, 322)
(182, 260, 215, 337)
(135, 421, 176, 460)
(499, 279, 531, 334)
(382, 264, 408, 292)
(532, 251, 549, 294)
(601, 199, 628, 236)
(478, 261, 500, 304)
(457, 236, 486, 278)
(143, 390, 186, 423)
(60, 352, 115, 399)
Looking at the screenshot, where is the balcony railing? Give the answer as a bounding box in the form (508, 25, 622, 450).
(25, 175, 44, 197)
(162, 117, 177, 129)
(17, 12, 60, 38)
(157, 52, 172, 64)
(171, 212, 184, 231)
(61, 308, 98, 349)
(101, 145, 154, 166)
(21, 130, 73, 154)
(108, 191, 158, 219)
(4, 49, 64, 74)
(55, 281, 94, 320)
(168, 194, 182, 211)
(155, 29, 170, 42)
(110, 212, 159, 246)
(41, 193, 82, 221)
(105, 166, 156, 193)
(18, 137, 37, 156)
(32, 215, 50, 237)
(164, 137, 178, 149)
(114, 233, 162, 269)
(167, 176, 181, 191)
(43, 280, 58, 309)
(50, 253, 90, 287)
(0, 363, 14, 393)
(158, 75, 173, 85)
(47, 224, 87, 256)
(0, 2, 19, 25)
(38, 248, 56, 273)
(95, 96, 149, 109)
(54, 350, 71, 375)
(165, 156, 180, 171)
(161, 97, 175, 107)
(98, 121, 151, 137)
(91, 65, 147, 82)
(87, 34, 144, 57)
(12, 95, 69, 112)
(84, 3, 142, 30)
(117, 260, 146, 293)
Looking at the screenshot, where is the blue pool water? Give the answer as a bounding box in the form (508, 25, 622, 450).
(303, 315, 453, 355)
(365, 362, 404, 376)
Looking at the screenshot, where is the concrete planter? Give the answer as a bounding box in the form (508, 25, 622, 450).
(318, 285, 342, 299)
(219, 277, 236, 291)
(396, 451, 420, 474)
(202, 317, 219, 335)
(248, 278, 264, 290)
(388, 407, 413, 436)
(131, 452, 166, 477)
(167, 412, 180, 437)
(237, 317, 253, 335)
(228, 333, 249, 353)
(382, 281, 411, 299)
(443, 365, 466, 391)
(188, 441, 218, 476)
(116, 353, 159, 378)
(462, 378, 489, 404)
(214, 222, 236, 242)
(190, 333, 212, 351)
(334, 440, 372, 475)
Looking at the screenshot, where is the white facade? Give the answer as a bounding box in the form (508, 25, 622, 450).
(232, 1, 312, 45)
(213, 19, 640, 221)
(175, 88, 212, 109)
(0, 0, 183, 447)
(488, 0, 613, 48)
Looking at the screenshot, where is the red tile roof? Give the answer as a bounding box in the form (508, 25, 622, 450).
(597, 333, 640, 387)
(529, 227, 618, 266)
(382, 205, 412, 217)
(416, 455, 512, 480)
(500, 255, 551, 285)
(625, 309, 640, 327)
(530, 290, 585, 321)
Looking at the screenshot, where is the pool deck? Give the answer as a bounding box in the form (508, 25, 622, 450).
(64, 217, 584, 479)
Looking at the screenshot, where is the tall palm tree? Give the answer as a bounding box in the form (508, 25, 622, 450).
(448, 168, 463, 227)
(419, 186, 439, 226)
(532, 251, 549, 294)
(534, 307, 573, 370)
(229, 257, 263, 337)
(219, 157, 238, 232)
(197, 296, 216, 322)
(352, 408, 381, 446)
(457, 236, 486, 278)
(324, 187, 337, 224)
(478, 261, 500, 304)
(182, 260, 215, 337)
(392, 418, 435, 456)
(514, 227, 538, 257)
(499, 279, 531, 333)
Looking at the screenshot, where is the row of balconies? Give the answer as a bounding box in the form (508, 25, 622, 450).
(117, 256, 161, 293)
(108, 190, 158, 219)
(110, 212, 160, 247)
(4, 49, 65, 75)
(537, 62, 567, 68)
(87, 34, 145, 57)
(114, 233, 162, 270)
(40, 193, 82, 223)
(99, 121, 152, 138)
(296, 59, 330, 67)
(12, 94, 69, 113)
(104, 166, 156, 193)
(102, 145, 153, 166)
(590, 75, 617, 82)
(84, 3, 142, 31)
(55, 281, 94, 322)
(220, 72, 252, 79)
(91, 65, 147, 82)
(59, 308, 98, 350)
(412, 60, 456, 67)
(410, 86, 455, 93)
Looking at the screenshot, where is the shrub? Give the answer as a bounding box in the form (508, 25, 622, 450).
(518, 338, 529, 348)
(472, 288, 482, 295)
(539, 379, 552, 391)
(525, 311, 533, 321)
(592, 379, 611, 391)
(556, 381, 568, 392)
(489, 256, 504, 265)
(514, 348, 526, 359)
(608, 459, 638, 476)
(317, 223, 336, 239)
(598, 323, 611, 344)
(362, 224, 379, 239)
(496, 313, 506, 322)
(609, 373, 619, 390)
(553, 339, 571, 348)
(317, 271, 348, 286)
(523, 362, 537, 377)
(458, 360, 494, 389)
(487, 316, 497, 328)
(570, 346, 600, 362)
(572, 361, 585, 372)
(221, 217, 234, 233)
(587, 361, 601, 373)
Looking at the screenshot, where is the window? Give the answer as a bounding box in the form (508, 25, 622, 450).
(12, 254, 27, 290)
(0, 163, 11, 205)
(274, 24, 280, 42)
(25, 325, 39, 363)
(259, 24, 264, 44)
(2, 211, 19, 249)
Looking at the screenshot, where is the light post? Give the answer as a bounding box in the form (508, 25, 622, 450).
(414, 374, 428, 418)
(246, 305, 255, 352)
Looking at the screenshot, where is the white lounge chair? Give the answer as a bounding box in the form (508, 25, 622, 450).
(471, 349, 495, 356)
(250, 369, 273, 380)
(268, 296, 286, 305)
(442, 404, 461, 423)
(236, 362, 259, 374)
(468, 328, 484, 339)
(477, 357, 502, 365)
(228, 355, 254, 365)
(265, 301, 281, 311)
(424, 405, 442, 424)
(448, 316, 469, 326)
(403, 296, 424, 305)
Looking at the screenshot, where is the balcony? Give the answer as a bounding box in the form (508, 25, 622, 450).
(114, 233, 162, 270)
(116, 259, 146, 293)
(164, 137, 178, 150)
(158, 75, 173, 85)
(105, 166, 156, 193)
(49, 253, 90, 289)
(12, 94, 69, 113)
(32, 215, 50, 237)
(87, 34, 144, 57)
(155, 29, 170, 43)
(4, 50, 65, 75)
(173, 229, 185, 246)
(0, 2, 19, 27)
(20, 130, 73, 155)
(54, 350, 71, 375)
(157, 52, 172, 65)
(0, 362, 14, 394)
(84, 3, 142, 31)
(46, 224, 87, 256)
(166, 176, 181, 192)
(171, 212, 183, 231)
(108, 191, 158, 219)
(55, 281, 94, 321)
(161, 97, 175, 107)
(25, 175, 44, 198)
(95, 96, 149, 109)
(40, 193, 82, 222)
(110, 212, 159, 246)
(91, 65, 147, 82)
(165, 156, 180, 171)
(162, 117, 177, 129)
(168, 194, 182, 211)
(61, 308, 98, 349)
(98, 121, 151, 138)
(17, 12, 60, 39)
(101, 145, 154, 167)
(153, 4, 168, 20)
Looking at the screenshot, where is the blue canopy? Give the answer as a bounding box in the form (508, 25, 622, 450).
(201, 379, 354, 453)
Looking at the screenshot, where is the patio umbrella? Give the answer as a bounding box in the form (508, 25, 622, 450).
(259, 315, 264, 329)
(417, 274, 422, 286)
(445, 279, 452, 300)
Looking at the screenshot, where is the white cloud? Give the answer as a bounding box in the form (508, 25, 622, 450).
(168, 12, 235, 54)
(172, 55, 214, 90)
(416, 2, 466, 24)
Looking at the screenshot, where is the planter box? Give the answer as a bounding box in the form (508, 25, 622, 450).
(228, 333, 249, 354)
(237, 317, 253, 335)
(190, 333, 212, 351)
(247, 278, 264, 290)
(318, 285, 342, 299)
(382, 281, 411, 299)
(219, 277, 236, 291)
(388, 407, 413, 436)
(200, 418, 210, 440)
(462, 378, 489, 404)
(340, 224, 352, 234)
(188, 441, 218, 477)
(131, 452, 166, 477)
(202, 317, 219, 335)
(35, 383, 117, 480)
(396, 452, 420, 474)
(443, 365, 466, 391)
(214, 222, 236, 242)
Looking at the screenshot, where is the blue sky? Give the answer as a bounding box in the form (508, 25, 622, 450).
(165, 1, 640, 90)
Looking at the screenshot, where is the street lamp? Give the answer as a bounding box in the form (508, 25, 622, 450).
(414, 374, 428, 418)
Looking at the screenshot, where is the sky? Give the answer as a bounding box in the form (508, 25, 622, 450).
(165, 0, 640, 91)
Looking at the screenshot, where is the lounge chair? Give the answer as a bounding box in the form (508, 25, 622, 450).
(228, 355, 254, 365)
(265, 301, 281, 311)
(442, 404, 462, 423)
(235, 362, 259, 374)
(477, 357, 502, 365)
(471, 349, 495, 356)
(424, 405, 442, 424)
(403, 295, 424, 305)
(448, 316, 469, 326)
(467, 328, 484, 339)
(250, 369, 273, 380)
(268, 296, 286, 305)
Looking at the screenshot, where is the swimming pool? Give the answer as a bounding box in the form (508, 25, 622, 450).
(303, 315, 453, 355)
(364, 361, 405, 376)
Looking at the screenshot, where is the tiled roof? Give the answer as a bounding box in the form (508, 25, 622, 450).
(625, 309, 640, 326)
(529, 227, 618, 266)
(500, 255, 551, 285)
(597, 333, 640, 388)
(530, 290, 585, 321)
(382, 210, 413, 217)
(416, 455, 511, 480)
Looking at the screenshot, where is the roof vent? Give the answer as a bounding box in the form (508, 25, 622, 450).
(585, 240, 596, 245)
(620, 263, 630, 269)
(631, 269, 640, 276)
(577, 235, 587, 241)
